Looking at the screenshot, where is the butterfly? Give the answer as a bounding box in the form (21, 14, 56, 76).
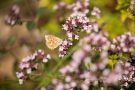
(45, 35, 63, 50)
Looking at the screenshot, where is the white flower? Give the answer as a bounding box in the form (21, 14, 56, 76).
(26, 68, 32, 74)
(43, 58, 48, 63)
(63, 24, 68, 31)
(16, 72, 24, 78)
(65, 76, 72, 82)
(19, 79, 23, 85)
(75, 35, 79, 40)
(46, 54, 51, 59)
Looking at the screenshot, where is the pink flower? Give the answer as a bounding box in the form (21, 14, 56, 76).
(16, 49, 51, 84)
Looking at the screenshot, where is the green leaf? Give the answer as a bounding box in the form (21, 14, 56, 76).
(36, 7, 47, 17)
(116, 0, 130, 10)
(121, 10, 134, 22)
(26, 21, 36, 31)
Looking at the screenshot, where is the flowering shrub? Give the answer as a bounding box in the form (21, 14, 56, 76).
(15, 0, 135, 89)
(0, 0, 135, 90)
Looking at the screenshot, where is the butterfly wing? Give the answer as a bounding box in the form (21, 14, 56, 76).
(45, 35, 62, 50)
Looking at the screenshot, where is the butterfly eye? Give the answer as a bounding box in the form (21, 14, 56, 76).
(45, 35, 62, 50)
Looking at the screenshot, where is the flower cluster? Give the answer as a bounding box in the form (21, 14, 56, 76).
(54, 0, 89, 14)
(59, 40, 73, 58)
(98, 59, 135, 89)
(110, 32, 135, 53)
(53, 2, 69, 11)
(53, 0, 89, 23)
(59, 48, 86, 74)
(42, 31, 135, 90)
(16, 49, 51, 84)
(129, 0, 135, 15)
(59, 33, 110, 72)
(62, 12, 98, 41)
(71, 0, 89, 14)
(61, 0, 99, 41)
(79, 32, 110, 51)
(91, 7, 101, 19)
(5, 5, 22, 26)
(42, 33, 111, 90)
(119, 61, 135, 89)
(79, 32, 110, 70)
(41, 76, 78, 90)
(55, 0, 101, 58)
